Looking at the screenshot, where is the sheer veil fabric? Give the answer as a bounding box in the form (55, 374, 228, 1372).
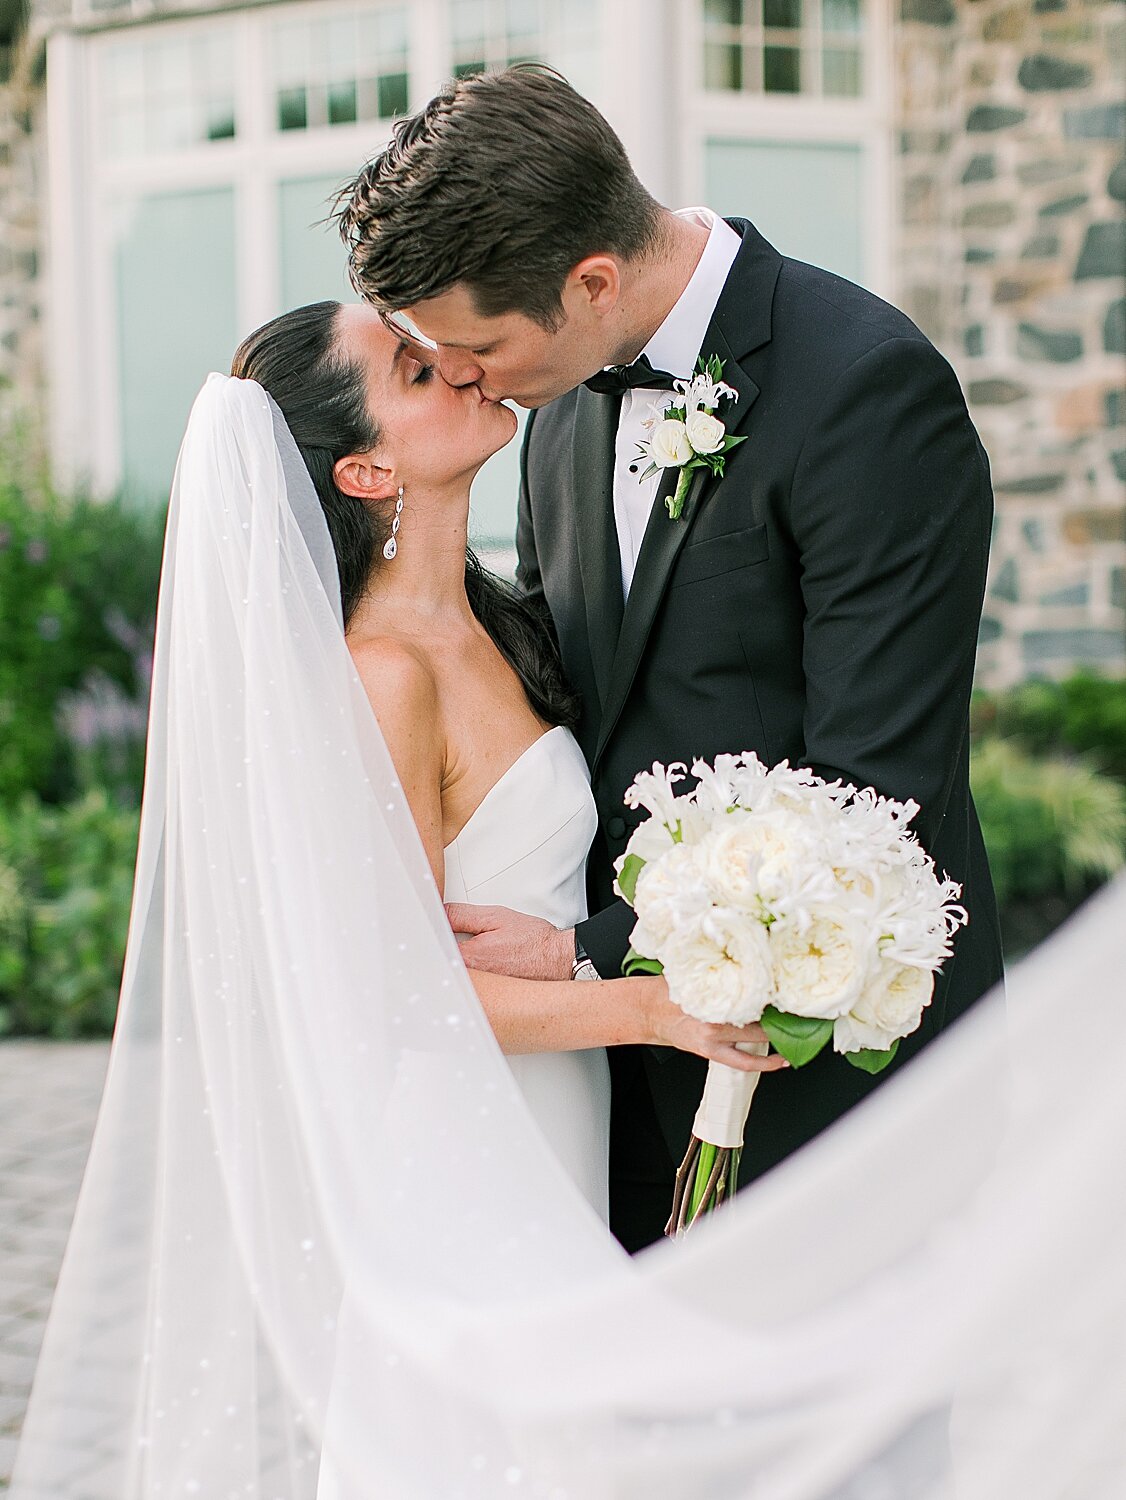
(11, 374, 1124, 1499)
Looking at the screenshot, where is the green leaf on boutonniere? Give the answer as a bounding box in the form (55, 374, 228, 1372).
(623, 947, 664, 977)
(845, 1042, 899, 1074)
(615, 853, 646, 905)
(760, 1006, 834, 1067)
(722, 433, 748, 453)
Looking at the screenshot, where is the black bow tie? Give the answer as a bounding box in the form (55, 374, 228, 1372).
(584, 355, 679, 396)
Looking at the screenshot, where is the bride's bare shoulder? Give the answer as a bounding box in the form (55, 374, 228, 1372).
(347, 633, 439, 719)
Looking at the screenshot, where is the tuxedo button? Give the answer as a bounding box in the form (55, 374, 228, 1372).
(606, 815, 627, 841)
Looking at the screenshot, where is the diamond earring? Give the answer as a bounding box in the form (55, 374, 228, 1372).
(382, 487, 404, 561)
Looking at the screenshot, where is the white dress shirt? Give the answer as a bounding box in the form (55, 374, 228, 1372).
(613, 208, 742, 597)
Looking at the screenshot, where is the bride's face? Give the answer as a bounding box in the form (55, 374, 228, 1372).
(333, 304, 517, 494)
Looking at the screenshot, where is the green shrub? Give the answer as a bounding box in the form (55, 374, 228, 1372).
(971, 672, 1126, 782)
(970, 737, 1126, 958)
(0, 471, 164, 806)
(0, 791, 139, 1038)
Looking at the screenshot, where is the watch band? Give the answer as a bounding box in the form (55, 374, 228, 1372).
(571, 933, 600, 981)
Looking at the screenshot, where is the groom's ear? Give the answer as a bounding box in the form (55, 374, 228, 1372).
(568, 255, 621, 317)
(333, 454, 397, 503)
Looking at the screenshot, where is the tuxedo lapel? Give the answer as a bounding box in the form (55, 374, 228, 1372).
(592, 320, 763, 770)
(571, 386, 625, 709)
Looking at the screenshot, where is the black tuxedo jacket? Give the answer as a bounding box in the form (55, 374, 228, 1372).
(515, 218, 1004, 1246)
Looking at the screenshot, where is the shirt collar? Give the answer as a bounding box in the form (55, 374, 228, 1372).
(642, 208, 742, 381)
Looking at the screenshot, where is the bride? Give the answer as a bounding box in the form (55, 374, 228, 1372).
(230, 299, 785, 1220)
(9, 311, 1123, 1499)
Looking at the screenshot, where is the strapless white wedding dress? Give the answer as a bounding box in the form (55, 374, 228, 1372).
(443, 725, 610, 1219)
(314, 728, 609, 1500)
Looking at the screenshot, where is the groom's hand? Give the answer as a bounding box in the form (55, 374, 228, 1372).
(445, 903, 573, 980)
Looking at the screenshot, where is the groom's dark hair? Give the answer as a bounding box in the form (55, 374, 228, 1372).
(335, 65, 662, 330)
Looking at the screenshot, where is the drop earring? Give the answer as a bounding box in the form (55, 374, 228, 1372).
(383, 487, 404, 561)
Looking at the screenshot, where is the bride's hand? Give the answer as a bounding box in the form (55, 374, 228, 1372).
(641, 979, 790, 1073)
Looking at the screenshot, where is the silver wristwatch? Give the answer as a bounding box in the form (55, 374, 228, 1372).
(571, 936, 600, 982)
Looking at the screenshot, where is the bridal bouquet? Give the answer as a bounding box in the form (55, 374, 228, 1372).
(613, 754, 968, 1237)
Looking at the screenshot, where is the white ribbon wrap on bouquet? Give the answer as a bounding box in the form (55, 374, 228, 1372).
(691, 1043, 771, 1147)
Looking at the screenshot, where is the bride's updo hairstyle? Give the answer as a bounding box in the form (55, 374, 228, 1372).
(231, 302, 579, 729)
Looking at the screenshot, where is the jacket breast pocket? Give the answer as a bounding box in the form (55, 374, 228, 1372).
(670, 522, 770, 589)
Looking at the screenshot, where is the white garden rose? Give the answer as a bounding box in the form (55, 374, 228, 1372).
(648, 418, 694, 468)
(769, 909, 872, 1020)
(662, 907, 774, 1025)
(837, 960, 934, 1053)
(631, 841, 712, 951)
(684, 409, 725, 455)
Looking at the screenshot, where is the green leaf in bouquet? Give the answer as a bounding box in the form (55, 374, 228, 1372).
(760, 1005, 834, 1067)
(616, 853, 646, 904)
(845, 1041, 899, 1074)
(623, 947, 664, 977)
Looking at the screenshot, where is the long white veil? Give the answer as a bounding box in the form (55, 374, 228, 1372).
(11, 374, 1124, 1499)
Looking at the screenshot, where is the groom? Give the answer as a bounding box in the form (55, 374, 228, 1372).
(338, 66, 1004, 1252)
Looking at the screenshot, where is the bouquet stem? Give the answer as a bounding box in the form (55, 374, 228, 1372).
(665, 1046, 767, 1239)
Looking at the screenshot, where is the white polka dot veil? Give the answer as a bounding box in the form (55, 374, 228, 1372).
(10, 374, 1124, 1499)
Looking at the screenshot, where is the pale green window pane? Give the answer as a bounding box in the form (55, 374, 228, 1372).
(116, 187, 237, 503)
(823, 47, 861, 97)
(763, 45, 800, 92)
(705, 138, 866, 288)
(505, 0, 540, 41)
(452, 0, 488, 44)
(279, 175, 361, 311)
(705, 40, 742, 90)
(823, 0, 862, 34)
(764, 0, 801, 27)
(278, 86, 307, 131)
(378, 72, 409, 117)
(704, 0, 742, 24)
(328, 80, 358, 126)
(470, 407, 528, 547)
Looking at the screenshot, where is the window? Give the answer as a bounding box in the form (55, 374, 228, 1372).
(449, 0, 599, 97)
(703, 0, 864, 99)
(98, 29, 236, 157)
(272, 4, 409, 133)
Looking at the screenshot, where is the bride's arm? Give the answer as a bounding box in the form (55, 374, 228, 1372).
(348, 640, 783, 1074)
(349, 635, 447, 889)
(469, 971, 787, 1075)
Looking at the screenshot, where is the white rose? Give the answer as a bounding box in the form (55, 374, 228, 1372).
(632, 841, 711, 950)
(848, 961, 933, 1044)
(698, 817, 775, 913)
(620, 816, 676, 868)
(662, 908, 774, 1025)
(769, 910, 872, 1020)
(648, 418, 694, 468)
(684, 409, 725, 455)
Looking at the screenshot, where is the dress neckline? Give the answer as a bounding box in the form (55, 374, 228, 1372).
(444, 725, 567, 852)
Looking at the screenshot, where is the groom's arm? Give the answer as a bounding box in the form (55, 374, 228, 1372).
(792, 335, 992, 849)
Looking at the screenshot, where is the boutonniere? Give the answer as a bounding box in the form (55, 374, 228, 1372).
(636, 355, 747, 520)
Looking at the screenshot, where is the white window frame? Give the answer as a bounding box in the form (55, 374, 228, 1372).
(47, 0, 459, 497)
(672, 0, 895, 300)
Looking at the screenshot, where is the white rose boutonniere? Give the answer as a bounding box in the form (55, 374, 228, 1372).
(636, 354, 747, 519)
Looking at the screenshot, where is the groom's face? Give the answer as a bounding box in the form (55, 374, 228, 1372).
(398, 280, 612, 409)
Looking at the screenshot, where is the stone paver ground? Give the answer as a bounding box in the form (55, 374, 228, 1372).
(0, 1043, 110, 1491)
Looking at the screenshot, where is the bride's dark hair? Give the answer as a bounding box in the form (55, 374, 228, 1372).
(231, 301, 579, 730)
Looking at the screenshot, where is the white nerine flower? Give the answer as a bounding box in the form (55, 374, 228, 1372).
(673, 373, 738, 414)
(661, 908, 774, 1025)
(648, 419, 694, 468)
(684, 410, 726, 455)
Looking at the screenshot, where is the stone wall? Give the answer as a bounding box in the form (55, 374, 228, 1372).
(897, 0, 1126, 687)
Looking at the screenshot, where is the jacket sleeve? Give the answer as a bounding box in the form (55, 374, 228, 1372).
(791, 335, 992, 851)
(574, 897, 636, 980)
